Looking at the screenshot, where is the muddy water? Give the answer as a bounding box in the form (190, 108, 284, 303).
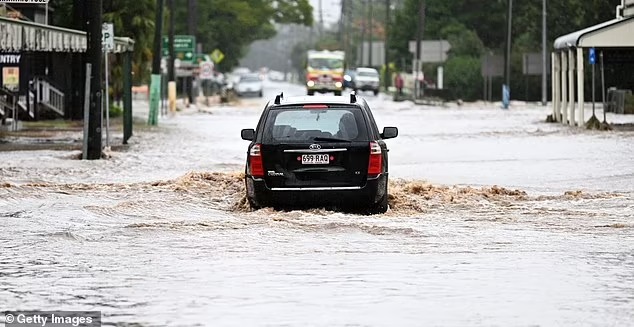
(2, 81, 634, 325)
(2, 172, 633, 326)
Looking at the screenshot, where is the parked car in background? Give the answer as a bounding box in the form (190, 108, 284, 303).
(240, 92, 398, 214)
(353, 67, 380, 95)
(343, 69, 356, 89)
(235, 73, 264, 97)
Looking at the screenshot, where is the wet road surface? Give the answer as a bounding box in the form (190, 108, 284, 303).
(1, 80, 633, 326)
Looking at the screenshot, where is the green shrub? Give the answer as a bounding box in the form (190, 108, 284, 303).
(109, 104, 123, 118)
(444, 56, 483, 101)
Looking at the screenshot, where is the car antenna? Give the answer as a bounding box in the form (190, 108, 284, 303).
(274, 92, 284, 104)
(350, 91, 356, 104)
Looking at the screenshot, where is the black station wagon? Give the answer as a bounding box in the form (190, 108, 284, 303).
(240, 92, 398, 214)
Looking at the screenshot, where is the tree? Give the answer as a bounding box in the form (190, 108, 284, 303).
(173, 0, 313, 71)
(388, 0, 619, 100)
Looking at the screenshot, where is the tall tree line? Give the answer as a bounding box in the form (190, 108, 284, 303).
(387, 0, 617, 101)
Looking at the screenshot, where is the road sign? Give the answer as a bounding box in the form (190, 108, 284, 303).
(162, 35, 196, 62)
(200, 61, 214, 80)
(102, 23, 114, 51)
(589, 48, 596, 65)
(481, 54, 504, 77)
(408, 40, 451, 63)
(523, 52, 550, 75)
(210, 49, 225, 64)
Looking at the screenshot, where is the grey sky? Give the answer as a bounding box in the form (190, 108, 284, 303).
(309, 0, 341, 28)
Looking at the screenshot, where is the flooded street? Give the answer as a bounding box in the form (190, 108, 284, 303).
(1, 81, 633, 326)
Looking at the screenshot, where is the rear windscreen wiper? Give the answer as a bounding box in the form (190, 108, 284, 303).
(312, 137, 351, 143)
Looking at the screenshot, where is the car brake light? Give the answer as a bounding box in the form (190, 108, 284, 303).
(368, 141, 382, 177)
(249, 144, 264, 178)
(303, 104, 329, 109)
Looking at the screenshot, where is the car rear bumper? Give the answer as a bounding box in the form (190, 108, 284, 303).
(246, 174, 388, 208)
(307, 85, 343, 92)
(355, 84, 379, 91)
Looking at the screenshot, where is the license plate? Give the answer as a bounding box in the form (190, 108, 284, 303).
(302, 154, 329, 165)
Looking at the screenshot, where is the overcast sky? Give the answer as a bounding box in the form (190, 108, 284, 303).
(309, 0, 341, 28)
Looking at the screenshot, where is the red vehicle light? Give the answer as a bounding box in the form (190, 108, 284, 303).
(303, 104, 329, 109)
(249, 144, 264, 178)
(368, 142, 382, 177)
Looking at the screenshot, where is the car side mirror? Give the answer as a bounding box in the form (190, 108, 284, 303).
(381, 127, 398, 139)
(241, 128, 255, 141)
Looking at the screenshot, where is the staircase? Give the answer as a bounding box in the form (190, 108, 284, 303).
(0, 78, 65, 131)
(34, 77, 65, 117)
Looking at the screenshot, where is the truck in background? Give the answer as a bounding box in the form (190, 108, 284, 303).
(305, 50, 345, 96)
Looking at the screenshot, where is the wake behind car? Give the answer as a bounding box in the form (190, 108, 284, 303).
(235, 73, 263, 97)
(240, 93, 398, 214)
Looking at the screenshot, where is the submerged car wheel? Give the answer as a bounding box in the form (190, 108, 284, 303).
(307, 90, 315, 96)
(366, 182, 389, 215)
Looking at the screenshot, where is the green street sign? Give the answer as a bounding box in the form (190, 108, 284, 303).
(162, 35, 196, 62)
(211, 49, 225, 64)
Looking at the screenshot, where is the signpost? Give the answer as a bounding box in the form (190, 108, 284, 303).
(162, 35, 196, 63)
(102, 23, 114, 149)
(590, 47, 596, 118)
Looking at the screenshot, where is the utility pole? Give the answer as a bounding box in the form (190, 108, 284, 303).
(415, 0, 425, 98)
(384, 0, 390, 91)
(85, 0, 103, 159)
(167, 0, 176, 112)
(168, 0, 175, 83)
(339, 0, 345, 43)
(188, 0, 197, 36)
(368, 0, 373, 67)
(541, 0, 547, 106)
(503, 0, 513, 109)
(360, 0, 366, 66)
(149, 0, 164, 125)
(318, 0, 324, 37)
(186, 0, 196, 105)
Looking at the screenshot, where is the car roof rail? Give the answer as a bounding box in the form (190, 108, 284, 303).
(350, 91, 357, 103)
(274, 92, 284, 104)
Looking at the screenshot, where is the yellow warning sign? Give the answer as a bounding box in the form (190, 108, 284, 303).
(2, 67, 19, 91)
(210, 49, 225, 64)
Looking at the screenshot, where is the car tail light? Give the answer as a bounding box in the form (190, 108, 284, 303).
(249, 144, 264, 178)
(303, 104, 329, 109)
(368, 141, 382, 177)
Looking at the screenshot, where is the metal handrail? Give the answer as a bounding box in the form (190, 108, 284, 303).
(36, 78, 64, 116)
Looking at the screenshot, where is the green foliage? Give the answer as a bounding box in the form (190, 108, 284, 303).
(444, 56, 483, 101)
(53, 0, 313, 78)
(388, 0, 617, 101)
(109, 104, 124, 118)
(172, 0, 313, 71)
(103, 0, 156, 84)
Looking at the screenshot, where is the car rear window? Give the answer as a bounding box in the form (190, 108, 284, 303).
(357, 71, 379, 77)
(263, 106, 369, 143)
(240, 75, 261, 82)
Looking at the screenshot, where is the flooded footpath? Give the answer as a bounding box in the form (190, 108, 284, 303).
(1, 81, 633, 326)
